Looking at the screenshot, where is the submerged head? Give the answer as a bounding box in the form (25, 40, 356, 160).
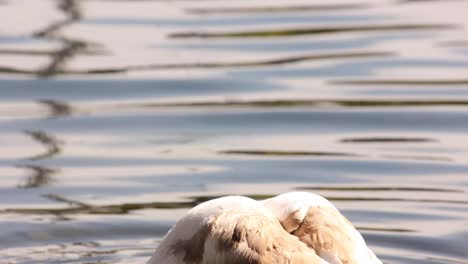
(261, 191, 337, 232)
(147, 192, 382, 264)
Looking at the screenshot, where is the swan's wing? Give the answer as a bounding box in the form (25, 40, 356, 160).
(204, 208, 326, 264)
(262, 192, 382, 264)
(148, 195, 327, 264)
(289, 206, 358, 264)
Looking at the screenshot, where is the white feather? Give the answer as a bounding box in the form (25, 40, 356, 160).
(147, 192, 382, 264)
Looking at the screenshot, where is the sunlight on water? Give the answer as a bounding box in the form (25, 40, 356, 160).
(0, 0, 468, 263)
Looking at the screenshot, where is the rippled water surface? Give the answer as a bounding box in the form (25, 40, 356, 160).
(1, 0, 468, 263)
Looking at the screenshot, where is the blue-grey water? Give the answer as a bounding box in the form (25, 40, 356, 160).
(1, 0, 468, 263)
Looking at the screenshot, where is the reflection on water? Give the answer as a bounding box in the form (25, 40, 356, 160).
(5, 187, 467, 215)
(185, 4, 370, 14)
(219, 149, 359, 157)
(1, 0, 468, 263)
(170, 24, 453, 38)
(332, 79, 468, 85)
(340, 137, 437, 143)
(23, 130, 63, 160)
(38, 99, 74, 118)
(16, 165, 58, 189)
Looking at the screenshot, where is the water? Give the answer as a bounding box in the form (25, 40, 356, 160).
(1, 0, 468, 263)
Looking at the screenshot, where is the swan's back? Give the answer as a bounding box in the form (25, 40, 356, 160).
(262, 192, 382, 264)
(147, 195, 325, 264)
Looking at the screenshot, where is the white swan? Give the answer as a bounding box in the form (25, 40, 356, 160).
(146, 192, 382, 264)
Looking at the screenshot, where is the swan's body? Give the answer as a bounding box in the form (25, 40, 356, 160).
(147, 192, 382, 264)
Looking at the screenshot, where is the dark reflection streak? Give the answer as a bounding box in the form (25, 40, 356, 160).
(296, 186, 464, 193)
(16, 130, 63, 188)
(0, 50, 56, 56)
(2, 201, 195, 215)
(219, 150, 360, 157)
(59, 0, 80, 20)
(0, 66, 34, 75)
(128, 99, 468, 108)
(331, 79, 468, 85)
(128, 51, 393, 69)
(170, 24, 453, 38)
(3, 195, 467, 215)
(23, 130, 63, 161)
(425, 257, 468, 264)
(38, 99, 73, 118)
(341, 137, 437, 143)
(51, 249, 118, 257)
(30, 0, 98, 77)
(0, 52, 392, 75)
(37, 38, 87, 77)
(33, 0, 80, 38)
(0, 49, 106, 56)
(355, 226, 415, 233)
(80, 51, 392, 73)
(42, 193, 92, 208)
(72, 241, 101, 247)
(28, 242, 152, 258)
(382, 154, 452, 162)
(186, 4, 369, 14)
(78, 68, 125, 75)
(16, 165, 57, 189)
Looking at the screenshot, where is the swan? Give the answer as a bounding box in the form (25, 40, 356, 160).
(146, 192, 382, 264)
